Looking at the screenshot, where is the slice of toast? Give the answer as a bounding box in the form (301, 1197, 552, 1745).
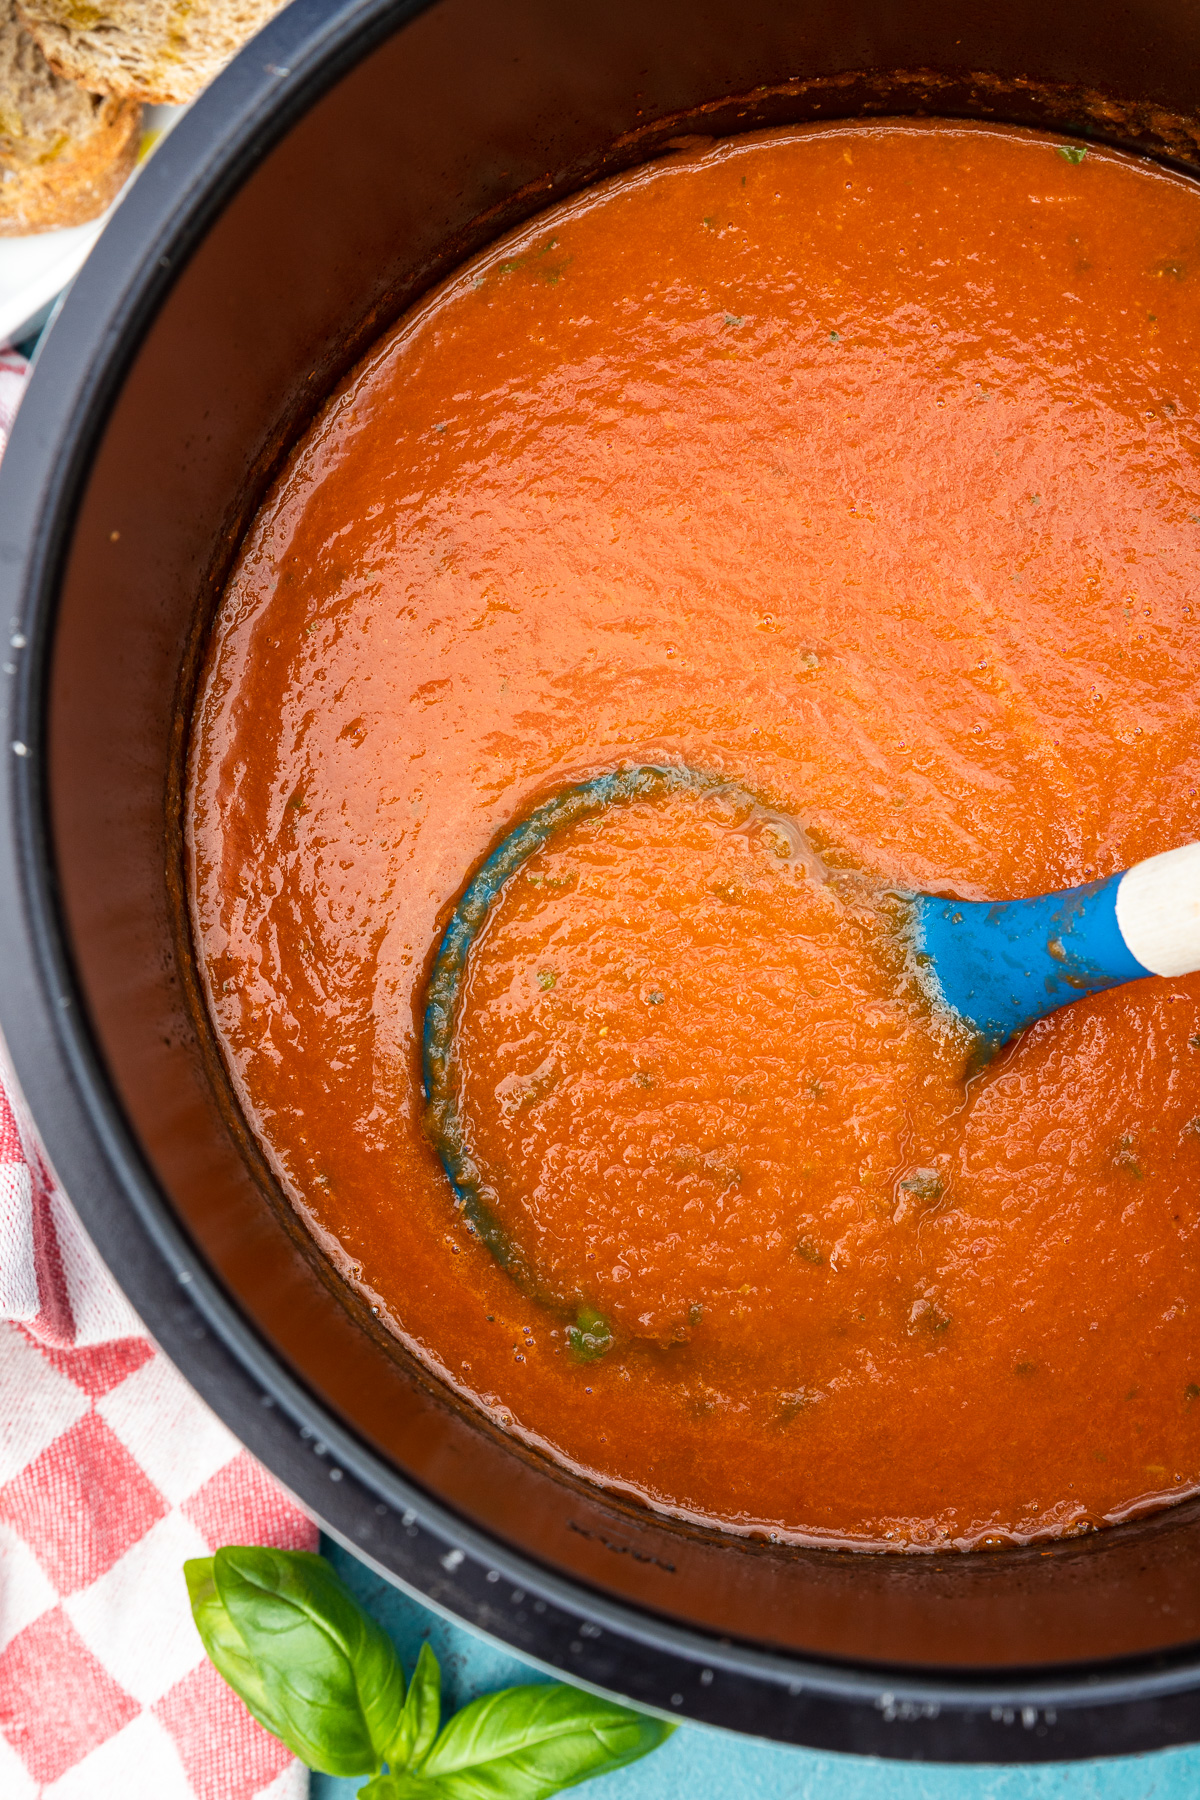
(17, 0, 286, 105)
(0, 0, 140, 235)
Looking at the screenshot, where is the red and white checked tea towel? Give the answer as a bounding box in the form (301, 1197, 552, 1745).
(0, 352, 27, 461)
(0, 351, 317, 1799)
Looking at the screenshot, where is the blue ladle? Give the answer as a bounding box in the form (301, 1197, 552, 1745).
(417, 767, 1200, 1354)
(913, 843, 1200, 1051)
(422, 766, 1200, 1315)
(424, 765, 1200, 1170)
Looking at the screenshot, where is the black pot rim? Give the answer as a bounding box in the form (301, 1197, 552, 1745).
(3, 0, 1200, 1761)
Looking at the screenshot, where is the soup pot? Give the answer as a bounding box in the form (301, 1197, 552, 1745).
(4, 0, 1200, 1763)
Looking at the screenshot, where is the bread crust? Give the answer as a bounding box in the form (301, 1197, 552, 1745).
(0, 0, 141, 234)
(17, 0, 285, 105)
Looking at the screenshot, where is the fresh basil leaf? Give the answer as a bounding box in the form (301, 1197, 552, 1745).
(407, 1682, 673, 1797)
(185, 1559, 279, 1734)
(389, 1641, 442, 1770)
(202, 1547, 405, 1776)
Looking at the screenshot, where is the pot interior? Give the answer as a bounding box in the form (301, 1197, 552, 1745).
(40, 0, 1200, 1674)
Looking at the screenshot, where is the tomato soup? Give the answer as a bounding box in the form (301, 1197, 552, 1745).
(189, 121, 1200, 1550)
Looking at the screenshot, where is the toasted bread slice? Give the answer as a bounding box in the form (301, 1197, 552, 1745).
(0, 0, 140, 235)
(17, 0, 285, 105)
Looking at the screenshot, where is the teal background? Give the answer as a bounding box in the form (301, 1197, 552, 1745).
(310, 1538, 1200, 1799)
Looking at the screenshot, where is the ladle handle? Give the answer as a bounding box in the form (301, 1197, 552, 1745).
(914, 842, 1200, 1047)
(1115, 842, 1200, 978)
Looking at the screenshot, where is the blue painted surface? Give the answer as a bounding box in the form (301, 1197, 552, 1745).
(310, 1538, 1200, 1799)
(912, 872, 1149, 1049)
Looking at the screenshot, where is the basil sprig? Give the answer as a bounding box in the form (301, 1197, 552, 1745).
(185, 1547, 674, 1796)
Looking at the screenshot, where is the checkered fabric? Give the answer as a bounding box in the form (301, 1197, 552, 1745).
(0, 353, 316, 1798)
(0, 352, 26, 461)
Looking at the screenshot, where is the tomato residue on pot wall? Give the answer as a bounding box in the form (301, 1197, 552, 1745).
(188, 122, 1200, 1550)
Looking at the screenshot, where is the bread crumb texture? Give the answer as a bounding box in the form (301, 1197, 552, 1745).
(0, 0, 139, 232)
(17, 0, 287, 104)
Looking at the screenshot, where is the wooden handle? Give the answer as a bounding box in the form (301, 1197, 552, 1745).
(1116, 842, 1200, 978)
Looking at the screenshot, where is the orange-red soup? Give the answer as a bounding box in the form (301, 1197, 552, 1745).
(189, 122, 1200, 1550)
